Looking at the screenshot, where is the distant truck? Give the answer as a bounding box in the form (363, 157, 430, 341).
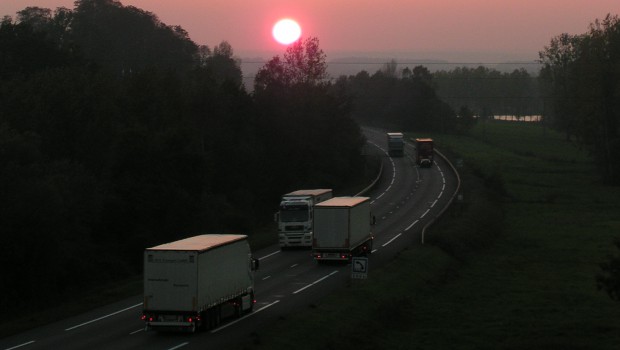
(142, 234, 259, 332)
(276, 189, 333, 248)
(312, 196, 374, 262)
(387, 132, 405, 157)
(415, 138, 434, 167)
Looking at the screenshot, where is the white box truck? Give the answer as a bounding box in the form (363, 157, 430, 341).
(276, 189, 333, 248)
(387, 132, 405, 157)
(312, 197, 374, 262)
(142, 234, 259, 332)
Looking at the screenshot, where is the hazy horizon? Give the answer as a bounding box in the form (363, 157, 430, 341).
(1, 0, 617, 65)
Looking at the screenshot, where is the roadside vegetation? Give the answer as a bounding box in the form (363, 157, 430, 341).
(240, 120, 620, 349)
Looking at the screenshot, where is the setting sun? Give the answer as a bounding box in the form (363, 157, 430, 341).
(272, 18, 301, 45)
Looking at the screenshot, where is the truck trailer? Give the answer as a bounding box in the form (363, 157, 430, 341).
(142, 234, 259, 332)
(312, 196, 374, 262)
(415, 138, 434, 167)
(387, 132, 405, 157)
(276, 189, 333, 248)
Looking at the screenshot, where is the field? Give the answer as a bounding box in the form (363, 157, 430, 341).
(240, 120, 620, 349)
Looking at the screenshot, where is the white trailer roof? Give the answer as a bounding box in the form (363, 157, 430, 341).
(286, 189, 332, 196)
(315, 196, 369, 208)
(147, 234, 247, 252)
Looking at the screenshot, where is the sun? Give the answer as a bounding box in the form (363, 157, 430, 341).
(272, 19, 301, 45)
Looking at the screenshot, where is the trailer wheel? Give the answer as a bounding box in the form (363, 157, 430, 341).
(214, 306, 221, 327)
(234, 297, 243, 318)
(206, 307, 221, 330)
(207, 309, 215, 330)
(249, 292, 255, 312)
(199, 311, 208, 331)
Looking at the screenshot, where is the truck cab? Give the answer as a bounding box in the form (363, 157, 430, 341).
(276, 189, 333, 248)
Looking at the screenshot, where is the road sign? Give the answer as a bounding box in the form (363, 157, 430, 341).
(351, 257, 368, 279)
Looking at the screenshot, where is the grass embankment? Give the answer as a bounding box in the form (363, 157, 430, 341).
(240, 121, 620, 350)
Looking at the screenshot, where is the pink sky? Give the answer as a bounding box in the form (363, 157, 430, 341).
(1, 0, 618, 60)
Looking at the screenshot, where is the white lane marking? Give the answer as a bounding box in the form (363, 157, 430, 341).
(262, 275, 272, 280)
(211, 300, 281, 333)
(371, 249, 378, 253)
(5, 341, 35, 350)
(290, 264, 298, 268)
(405, 220, 419, 231)
(442, 184, 445, 191)
(167, 342, 189, 350)
(382, 233, 402, 247)
(293, 270, 339, 294)
(430, 200, 438, 207)
(259, 250, 280, 260)
(65, 303, 142, 331)
(420, 209, 430, 218)
(438, 191, 443, 199)
(130, 328, 143, 335)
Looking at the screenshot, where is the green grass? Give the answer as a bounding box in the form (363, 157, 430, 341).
(240, 121, 620, 350)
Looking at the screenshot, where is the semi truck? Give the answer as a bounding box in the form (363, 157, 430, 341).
(387, 132, 405, 157)
(276, 189, 333, 248)
(312, 196, 374, 262)
(142, 234, 259, 332)
(415, 138, 434, 167)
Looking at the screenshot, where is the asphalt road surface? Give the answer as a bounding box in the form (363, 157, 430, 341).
(1, 128, 459, 350)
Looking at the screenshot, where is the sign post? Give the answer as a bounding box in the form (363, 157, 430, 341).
(351, 257, 368, 279)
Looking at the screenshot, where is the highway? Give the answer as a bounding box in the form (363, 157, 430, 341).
(1, 128, 459, 350)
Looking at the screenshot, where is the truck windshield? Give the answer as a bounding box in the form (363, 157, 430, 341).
(280, 204, 309, 222)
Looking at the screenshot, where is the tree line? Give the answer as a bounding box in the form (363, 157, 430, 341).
(539, 14, 620, 185)
(433, 66, 542, 119)
(0, 0, 366, 316)
(335, 64, 464, 133)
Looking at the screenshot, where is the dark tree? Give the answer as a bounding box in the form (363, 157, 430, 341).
(254, 36, 328, 92)
(539, 14, 620, 184)
(597, 238, 620, 301)
(70, 0, 198, 73)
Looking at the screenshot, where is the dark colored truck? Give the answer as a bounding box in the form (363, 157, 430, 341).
(415, 138, 434, 167)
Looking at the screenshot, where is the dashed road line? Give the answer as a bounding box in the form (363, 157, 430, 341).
(65, 303, 142, 331)
(211, 300, 281, 333)
(4, 341, 35, 350)
(405, 220, 419, 231)
(382, 233, 402, 247)
(293, 271, 339, 294)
